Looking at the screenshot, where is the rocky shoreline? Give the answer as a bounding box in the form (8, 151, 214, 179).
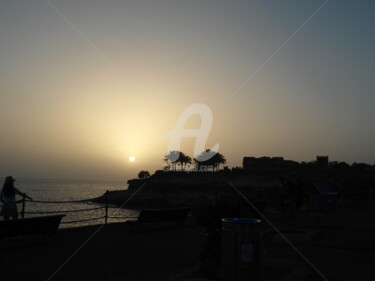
(91, 174, 278, 209)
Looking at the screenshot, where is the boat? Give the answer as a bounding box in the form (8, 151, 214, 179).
(0, 215, 65, 238)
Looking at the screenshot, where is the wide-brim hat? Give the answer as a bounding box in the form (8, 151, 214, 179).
(5, 176, 15, 182)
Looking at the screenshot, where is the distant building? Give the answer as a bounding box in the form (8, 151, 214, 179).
(316, 156, 329, 168)
(243, 156, 299, 174)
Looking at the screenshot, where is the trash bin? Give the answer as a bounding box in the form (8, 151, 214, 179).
(310, 194, 325, 213)
(221, 218, 261, 281)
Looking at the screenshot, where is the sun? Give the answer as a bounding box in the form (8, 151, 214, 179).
(129, 156, 135, 162)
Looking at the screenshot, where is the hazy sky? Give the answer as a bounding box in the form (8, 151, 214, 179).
(0, 0, 374, 180)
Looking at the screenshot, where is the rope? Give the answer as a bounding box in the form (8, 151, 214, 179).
(24, 206, 104, 214)
(10, 200, 28, 204)
(60, 216, 105, 224)
(1, 196, 109, 226)
(30, 199, 90, 204)
(108, 216, 138, 219)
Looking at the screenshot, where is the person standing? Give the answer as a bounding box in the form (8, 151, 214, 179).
(0, 176, 32, 220)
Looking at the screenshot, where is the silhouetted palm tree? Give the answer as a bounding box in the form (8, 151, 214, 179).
(211, 152, 226, 171)
(194, 149, 215, 171)
(138, 170, 150, 179)
(194, 149, 226, 171)
(164, 151, 185, 171)
(181, 154, 192, 171)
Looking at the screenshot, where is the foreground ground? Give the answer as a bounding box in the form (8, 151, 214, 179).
(1, 205, 375, 281)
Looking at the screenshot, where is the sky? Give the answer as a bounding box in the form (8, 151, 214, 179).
(0, 0, 374, 180)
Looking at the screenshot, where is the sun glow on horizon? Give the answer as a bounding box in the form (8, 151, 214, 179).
(129, 156, 135, 162)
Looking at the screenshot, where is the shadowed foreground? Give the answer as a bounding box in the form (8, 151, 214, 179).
(1, 208, 375, 281)
(1, 223, 202, 281)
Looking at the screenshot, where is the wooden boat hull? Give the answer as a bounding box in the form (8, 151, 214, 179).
(0, 215, 65, 238)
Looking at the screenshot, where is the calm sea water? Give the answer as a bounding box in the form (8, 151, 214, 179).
(0, 178, 139, 228)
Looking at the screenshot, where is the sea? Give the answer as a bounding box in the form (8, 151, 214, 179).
(0, 178, 139, 228)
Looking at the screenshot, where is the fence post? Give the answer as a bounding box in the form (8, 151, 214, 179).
(21, 197, 26, 219)
(105, 190, 109, 224)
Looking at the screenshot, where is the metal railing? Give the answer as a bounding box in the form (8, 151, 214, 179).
(1, 190, 113, 225)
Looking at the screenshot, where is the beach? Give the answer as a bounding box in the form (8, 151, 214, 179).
(1, 204, 375, 281)
(1, 222, 202, 281)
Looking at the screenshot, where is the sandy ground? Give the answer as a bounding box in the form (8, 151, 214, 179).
(1, 206, 375, 281)
(1, 222, 202, 281)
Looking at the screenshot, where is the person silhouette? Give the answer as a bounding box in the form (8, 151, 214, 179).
(279, 172, 304, 229)
(0, 176, 32, 220)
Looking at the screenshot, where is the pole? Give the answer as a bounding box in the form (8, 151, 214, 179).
(105, 190, 109, 224)
(21, 197, 26, 219)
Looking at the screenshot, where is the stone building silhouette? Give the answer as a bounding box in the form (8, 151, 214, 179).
(243, 156, 299, 174)
(316, 156, 329, 168)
